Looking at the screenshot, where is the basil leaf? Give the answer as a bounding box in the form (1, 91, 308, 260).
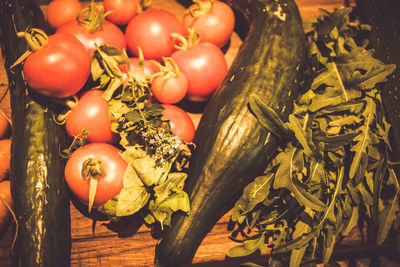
(116, 164, 151, 217)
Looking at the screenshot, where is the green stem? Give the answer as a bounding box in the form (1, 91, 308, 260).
(77, 0, 106, 32)
(10, 27, 49, 69)
(187, 0, 214, 18)
(81, 158, 106, 212)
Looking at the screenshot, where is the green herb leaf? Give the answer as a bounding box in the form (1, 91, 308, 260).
(116, 164, 151, 217)
(227, 234, 267, 258)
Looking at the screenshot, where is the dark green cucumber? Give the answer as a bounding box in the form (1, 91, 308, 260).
(355, 0, 400, 169)
(0, 0, 71, 266)
(155, 0, 306, 266)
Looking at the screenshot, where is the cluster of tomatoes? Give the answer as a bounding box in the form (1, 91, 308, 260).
(20, 0, 235, 211)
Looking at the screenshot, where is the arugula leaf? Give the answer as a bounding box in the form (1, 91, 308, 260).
(289, 177, 326, 212)
(349, 98, 375, 180)
(377, 190, 400, 245)
(228, 7, 399, 266)
(232, 173, 274, 223)
(288, 114, 314, 157)
(227, 234, 267, 258)
(249, 94, 292, 139)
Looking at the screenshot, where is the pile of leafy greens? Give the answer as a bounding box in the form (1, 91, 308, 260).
(227, 7, 399, 266)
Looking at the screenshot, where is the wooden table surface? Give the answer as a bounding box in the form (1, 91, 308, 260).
(3, 1, 399, 267)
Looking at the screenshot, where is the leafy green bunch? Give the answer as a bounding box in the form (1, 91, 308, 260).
(84, 45, 191, 227)
(228, 7, 399, 266)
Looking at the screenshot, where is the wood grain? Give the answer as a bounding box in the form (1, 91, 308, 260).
(3, 1, 399, 267)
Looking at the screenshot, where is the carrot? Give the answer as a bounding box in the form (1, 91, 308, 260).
(0, 110, 10, 140)
(0, 139, 11, 182)
(0, 180, 11, 232)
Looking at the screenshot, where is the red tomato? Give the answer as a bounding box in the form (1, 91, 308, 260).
(104, 0, 138, 26)
(65, 90, 119, 144)
(65, 143, 127, 208)
(151, 72, 188, 104)
(46, 0, 82, 30)
(171, 42, 227, 102)
(182, 0, 235, 48)
(57, 19, 126, 54)
(23, 33, 91, 98)
(125, 9, 185, 60)
(162, 104, 195, 143)
(119, 57, 159, 83)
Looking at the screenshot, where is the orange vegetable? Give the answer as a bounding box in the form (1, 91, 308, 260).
(0, 180, 11, 232)
(0, 139, 11, 182)
(0, 109, 10, 140)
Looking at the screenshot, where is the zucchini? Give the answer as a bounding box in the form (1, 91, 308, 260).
(0, 0, 71, 266)
(155, 0, 306, 265)
(355, 0, 400, 169)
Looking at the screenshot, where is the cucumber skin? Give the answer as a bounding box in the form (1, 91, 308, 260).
(0, 0, 71, 266)
(155, 0, 306, 266)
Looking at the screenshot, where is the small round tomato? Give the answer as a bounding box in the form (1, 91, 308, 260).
(125, 9, 185, 60)
(104, 0, 138, 26)
(57, 19, 126, 55)
(23, 33, 91, 98)
(171, 42, 227, 102)
(151, 71, 188, 104)
(182, 0, 235, 48)
(46, 0, 82, 30)
(162, 104, 195, 143)
(65, 143, 127, 208)
(65, 90, 119, 144)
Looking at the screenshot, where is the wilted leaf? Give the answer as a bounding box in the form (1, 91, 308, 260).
(116, 165, 151, 217)
(154, 172, 187, 203)
(274, 227, 321, 254)
(227, 234, 267, 258)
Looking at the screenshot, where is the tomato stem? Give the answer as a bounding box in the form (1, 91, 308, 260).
(171, 29, 200, 50)
(136, 0, 152, 13)
(187, 0, 214, 18)
(81, 158, 106, 212)
(77, 0, 106, 32)
(10, 27, 49, 70)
